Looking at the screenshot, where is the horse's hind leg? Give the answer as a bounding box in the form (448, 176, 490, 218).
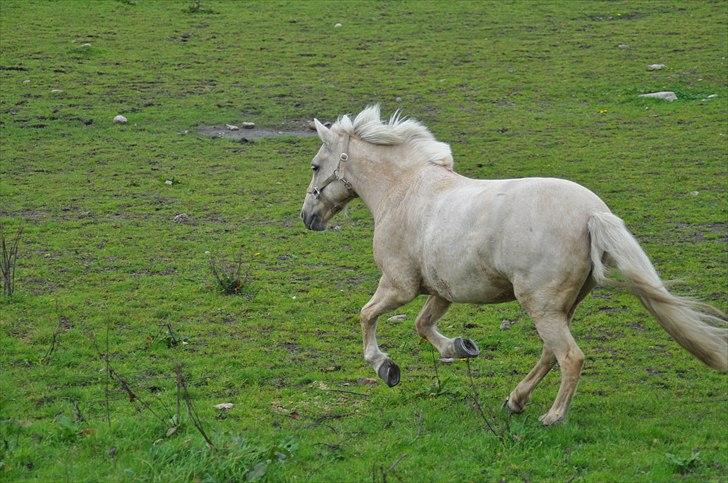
(534, 316, 585, 425)
(506, 347, 556, 413)
(360, 277, 415, 387)
(506, 278, 594, 414)
(416, 295, 480, 359)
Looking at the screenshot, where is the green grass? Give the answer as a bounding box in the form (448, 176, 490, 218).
(1, 0, 726, 481)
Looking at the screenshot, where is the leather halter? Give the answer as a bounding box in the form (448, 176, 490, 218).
(308, 135, 358, 211)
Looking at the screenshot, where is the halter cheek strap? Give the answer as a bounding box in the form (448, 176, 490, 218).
(308, 136, 358, 211)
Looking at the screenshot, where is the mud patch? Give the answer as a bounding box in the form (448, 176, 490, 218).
(197, 122, 317, 142)
(671, 221, 728, 243)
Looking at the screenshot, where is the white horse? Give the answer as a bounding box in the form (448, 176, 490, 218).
(300, 105, 727, 425)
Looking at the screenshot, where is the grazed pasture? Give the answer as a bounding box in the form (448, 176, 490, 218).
(1, 1, 726, 481)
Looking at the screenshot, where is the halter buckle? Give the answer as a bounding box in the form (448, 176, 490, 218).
(339, 153, 349, 162)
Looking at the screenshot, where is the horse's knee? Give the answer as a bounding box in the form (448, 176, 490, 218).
(561, 346, 584, 375)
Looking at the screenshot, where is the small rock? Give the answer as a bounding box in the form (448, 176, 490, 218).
(81, 43, 92, 48)
(178, 129, 189, 135)
(225, 124, 239, 131)
(395, 96, 402, 102)
(707, 94, 718, 99)
(334, 23, 342, 28)
(172, 213, 190, 223)
(113, 114, 128, 124)
(214, 403, 234, 411)
(647, 64, 666, 71)
(500, 319, 517, 330)
(689, 191, 699, 196)
(388, 314, 407, 322)
(618, 43, 629, 49)
(638, 91, 677, 102)
(51, 89, 63, 93)
(22, 79, 30, 84)
(241, 122, 255, 129)
(164, 179, 174, 185)
(308, 120, 316, 131)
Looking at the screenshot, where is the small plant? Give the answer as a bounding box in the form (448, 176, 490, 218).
(183, 0, 215, 14)
(464, 359, 513, 444)
(666, 451, 701, 475)
(160, 322, 188, 348)
(1, 225, 23, 296)
(208, 251, 257, 298)
(175, 364, 215, 447)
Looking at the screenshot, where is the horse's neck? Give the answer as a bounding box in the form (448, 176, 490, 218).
(349, 149, 447, 223)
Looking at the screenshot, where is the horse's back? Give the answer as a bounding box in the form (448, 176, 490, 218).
(417, 176, 609, 303)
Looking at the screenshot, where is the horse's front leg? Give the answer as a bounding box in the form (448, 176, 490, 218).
(360, 277, 415, 386)
(415, 295, 480, 360)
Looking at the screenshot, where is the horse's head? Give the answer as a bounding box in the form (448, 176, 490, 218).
(300, 119, 357, 231)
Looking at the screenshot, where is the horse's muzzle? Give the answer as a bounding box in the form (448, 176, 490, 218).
(301, 210, 326, 231)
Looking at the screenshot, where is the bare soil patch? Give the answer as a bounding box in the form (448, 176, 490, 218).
(197, 121, 317, 142)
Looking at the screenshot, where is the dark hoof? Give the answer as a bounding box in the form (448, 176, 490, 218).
(453, 337, 480, 358)
(377, 359, 400, 387)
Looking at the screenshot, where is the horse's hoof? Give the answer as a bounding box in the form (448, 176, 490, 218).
(503, 396, 525, 414)
(453, 337, 480, 358)
(539, 411, 564, 426)
(377, 359, 401, 387)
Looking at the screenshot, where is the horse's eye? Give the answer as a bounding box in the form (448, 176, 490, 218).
(311, 165, 319, 172)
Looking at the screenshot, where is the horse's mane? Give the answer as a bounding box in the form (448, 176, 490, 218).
(334, 105, 454, 169)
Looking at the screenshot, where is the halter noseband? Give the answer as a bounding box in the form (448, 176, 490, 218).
(308, 135, 358, 211)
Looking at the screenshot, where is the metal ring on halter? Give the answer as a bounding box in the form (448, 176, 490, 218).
(340, 153, 349, 161)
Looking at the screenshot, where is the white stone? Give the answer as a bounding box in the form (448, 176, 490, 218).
(387, 314, 407, 322)
(618, 43, 629, 49)
(51, 89, 63, 93)
(707, 94, 717, 98)
(334, 23, 342, 28)
(81, 43, 92, 48)
(225, 124, 239, 131)
(242, 122, 255, 129)
(689, 191, 699, 197)
(22, 79, 30, 84)
(638, 91, 677, 102)
(173, 213, 190, 223)
(165, 180, 173, 185)
(214, 403, 234, 411)
(113, 114, 128, 123)
(647, 64, 666, 71)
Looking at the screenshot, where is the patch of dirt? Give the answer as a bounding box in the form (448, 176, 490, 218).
(197, 120, 317, 142)
(672, 222, 728, 243)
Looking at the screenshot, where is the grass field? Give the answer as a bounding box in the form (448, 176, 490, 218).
(1, 1, 727, 481)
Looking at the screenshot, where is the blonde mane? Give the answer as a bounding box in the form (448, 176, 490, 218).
(334, 105, 454, 169)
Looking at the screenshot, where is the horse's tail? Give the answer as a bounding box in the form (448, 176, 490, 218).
(587, 211, 728, 372)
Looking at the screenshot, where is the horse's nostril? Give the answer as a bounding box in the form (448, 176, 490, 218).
(300, 210, 305, 219)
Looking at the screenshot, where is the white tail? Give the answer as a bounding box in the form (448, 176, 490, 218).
(587, 212, 728, 372)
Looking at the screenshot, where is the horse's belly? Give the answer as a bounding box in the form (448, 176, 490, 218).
(420, 260, 515, 304)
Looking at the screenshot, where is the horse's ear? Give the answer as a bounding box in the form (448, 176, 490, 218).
(314, 118, 335, 145)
